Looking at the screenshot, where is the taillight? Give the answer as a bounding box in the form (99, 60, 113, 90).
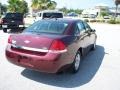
(0, 19, 3, 24)
(49, 40, 67, 53)
(23, 18, 25, 24)
(8, 35, 12, 44)
(1, 19, 3, 23)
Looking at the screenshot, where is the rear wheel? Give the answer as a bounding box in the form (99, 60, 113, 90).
(3, 29, 7, 33)
(71, 51, 81, 73)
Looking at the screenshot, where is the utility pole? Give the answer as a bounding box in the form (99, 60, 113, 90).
(114, 0, 120, 20)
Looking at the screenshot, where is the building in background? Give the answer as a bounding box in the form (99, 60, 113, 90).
(109, 7, 120, 16)
(82, 4, 120, 17)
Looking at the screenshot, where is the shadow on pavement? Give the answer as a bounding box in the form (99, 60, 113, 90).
(21, 45, 105, 88)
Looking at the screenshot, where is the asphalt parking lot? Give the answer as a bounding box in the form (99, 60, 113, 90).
(0, 23, 120, 90)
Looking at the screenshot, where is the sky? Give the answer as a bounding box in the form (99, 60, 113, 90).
(0, 0, 116, 9)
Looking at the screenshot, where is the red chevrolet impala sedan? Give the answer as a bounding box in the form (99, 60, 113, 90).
(6, 19, 97, 73)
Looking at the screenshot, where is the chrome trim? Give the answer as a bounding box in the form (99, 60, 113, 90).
(12, 44, 49, 53)
(49, 49, 67, 53)
(11, 44, 67, 53)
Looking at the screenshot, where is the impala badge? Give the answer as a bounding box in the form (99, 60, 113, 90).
(12, 40, 16, 44)
(24, 40, 30, 44)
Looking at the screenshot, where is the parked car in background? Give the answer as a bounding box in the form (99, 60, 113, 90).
(6, 19, 97, 74)
(2, 13, 25, 33)
(103, 16, 110, 19)
(35, 10, 63, 21)
(67, 12, 79, 17)
(88, 14, 96, 18)
(82, 14, 89, 18)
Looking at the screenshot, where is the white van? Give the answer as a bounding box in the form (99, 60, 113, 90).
(35, 10, 63, 21)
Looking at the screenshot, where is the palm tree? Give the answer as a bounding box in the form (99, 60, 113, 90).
(8, 0, 19, 12)
(48, 1, 57, 9)
(114, 0, 120, 5)
(31, 0, 39, 10)
(8, 0, 28, 14)
(31, 0, 57, 11)
(114, 0, 120, 20)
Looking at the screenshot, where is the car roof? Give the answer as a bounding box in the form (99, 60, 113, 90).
(41, 18, 82, 23)
(38, 10, 63, 13)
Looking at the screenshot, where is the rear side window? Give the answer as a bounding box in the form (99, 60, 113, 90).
(43, 13, 63, 18)
(77, 22, 85, 31)
(74, 21, 85, 34)
(25, 20, 68, 34)
(83, 22, 91, 30)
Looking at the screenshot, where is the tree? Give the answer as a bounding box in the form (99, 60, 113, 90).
(31, 0, 39, 11)
(59, 7, 83, 15)
(114, 0, 120, 20)
(59, 7, 68, 14)
(0, 3, 7, 15)
(47, 1, 57, 10)
(100, 11, 109, 17)
(8, 0, 28, 14)
(31, 0, 57, 11)
(18, 0, 28, 14)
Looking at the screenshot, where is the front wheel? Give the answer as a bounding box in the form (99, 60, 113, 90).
(91, 41, 96, 51)
(71, 51, 81, 73)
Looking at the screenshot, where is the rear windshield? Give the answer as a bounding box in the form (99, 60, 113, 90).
(24, 20, 68, 34)
(5, 13, 23, 19)
(43, 13, 63, 18)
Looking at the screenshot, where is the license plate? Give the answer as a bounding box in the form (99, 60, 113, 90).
(18, 55, 28, 60)
(18, 55, 33, 67)
(2, 25, 7, 28)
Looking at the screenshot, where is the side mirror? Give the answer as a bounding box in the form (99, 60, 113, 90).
(91, 29, 96, 32)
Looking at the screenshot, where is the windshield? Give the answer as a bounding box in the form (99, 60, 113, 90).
(24, 20, 69, 34)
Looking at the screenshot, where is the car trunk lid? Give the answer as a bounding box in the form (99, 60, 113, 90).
(11, 34, 53, 51)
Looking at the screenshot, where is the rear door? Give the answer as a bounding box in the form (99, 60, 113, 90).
(74, 21, 90, 55)
(83, 22, 96, 47)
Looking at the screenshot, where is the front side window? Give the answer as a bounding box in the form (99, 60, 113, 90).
(24, 20, 68, 34)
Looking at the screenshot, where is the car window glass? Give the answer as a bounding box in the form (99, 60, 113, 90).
(74, 22, 85, 34)
(24, 20, 68, 34)
(43, 13, 63, 18)
(75, 25, 80, 34)
(39, 13, 41, 17)
(77, 22, 85, 31)
(84, 22, 91, 31)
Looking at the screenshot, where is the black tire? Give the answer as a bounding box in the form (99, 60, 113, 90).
(3, 29, 7, 33)
(91, 41, 96, 51)
(71, 51, 81, 73)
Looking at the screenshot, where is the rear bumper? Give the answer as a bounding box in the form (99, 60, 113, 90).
(6, 45, 73, 73)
